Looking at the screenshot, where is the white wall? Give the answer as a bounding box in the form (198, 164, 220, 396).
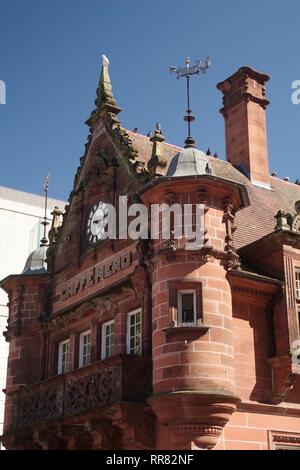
(0, 186, 65, 448)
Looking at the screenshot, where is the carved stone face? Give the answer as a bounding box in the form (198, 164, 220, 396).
(86, 201, 108, 245)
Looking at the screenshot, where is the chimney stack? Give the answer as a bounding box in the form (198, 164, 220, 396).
(217, 67, 270, 188)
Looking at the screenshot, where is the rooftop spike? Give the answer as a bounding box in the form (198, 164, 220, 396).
(148, 122, 166, 176)
(169, 56, 211, 149)
(40, 173, 51, 247)
(86, 54, 121, 126)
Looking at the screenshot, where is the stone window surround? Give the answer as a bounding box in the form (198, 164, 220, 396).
(126, 308, 142, 355)
(177, 289, 197, 326)
(168, 280, 204, 328)
(268, 429, 300, 450)
(101, 319, 115, 360)
(57, 339, 70, 375)
(295, 268, 300, 301)
(51, 306, 143, 376)
(79, 329, 91, 367)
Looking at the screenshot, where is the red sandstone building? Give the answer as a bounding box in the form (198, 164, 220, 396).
(1, 58, 300, 451)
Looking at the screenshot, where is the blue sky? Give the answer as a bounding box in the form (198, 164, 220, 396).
(0, 0, 299, 201)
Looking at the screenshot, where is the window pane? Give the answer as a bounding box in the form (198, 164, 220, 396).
(103, 322, 115, 359)
(58, 340, 70, 374)
(296, 271, 300, 299)
(128, 310, 142, 355)
(80, 332, 91, 367)
(181, 293, 195, 324)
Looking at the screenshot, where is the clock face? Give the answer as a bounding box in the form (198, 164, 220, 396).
(86, 201, 109, 245)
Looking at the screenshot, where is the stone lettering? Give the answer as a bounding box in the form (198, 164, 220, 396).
(95, 266, 104, 282)
(104, 261, 112, 278)
(59, 252, 132, 301)
(111, 257, 120, 274)
(86, 268, 95, 287)
(121, 252, 131, 269)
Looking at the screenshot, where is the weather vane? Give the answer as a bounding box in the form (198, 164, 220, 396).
(40, 172, 51, 246)
(169, 56, 211, 148)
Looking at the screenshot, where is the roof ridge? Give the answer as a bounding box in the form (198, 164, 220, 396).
(126, 128, 182, 150)
(270, 175, 300, 188)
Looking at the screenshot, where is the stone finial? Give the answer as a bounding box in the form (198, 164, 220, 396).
(274, 210, 291, 231)
(86, 55, 121, 126)
(94, 55, 119, 112)
(148, 123, 167, 176)
(48, 206, 63, 245)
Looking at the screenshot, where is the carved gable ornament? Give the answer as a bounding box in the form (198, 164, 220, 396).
(275, 201, 300, 234)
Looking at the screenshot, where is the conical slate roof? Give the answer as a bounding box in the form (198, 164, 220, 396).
(166, 147, 214, 177)
(22, 245, 48, 274)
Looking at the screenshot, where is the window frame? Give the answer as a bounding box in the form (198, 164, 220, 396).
(168, 281, 203, 328)
(101, 320, 116, 360)
(127, 308, 142, 356)
(58, 339, 70, 375)
(296, 268, 300, 300)
(177, 289, 197, 326)
(79, 330, 91, 368)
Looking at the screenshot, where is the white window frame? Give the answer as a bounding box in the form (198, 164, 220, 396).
(101, 320, 115, 360)
(58, 339, 70, 374)
(296, 269, 300, 300)
(177, 289, 197, 326)
(79, 330, 91, 368)
(127, 308, 142, 355)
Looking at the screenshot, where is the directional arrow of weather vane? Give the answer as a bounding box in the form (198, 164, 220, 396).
(169, 56, 211, 148)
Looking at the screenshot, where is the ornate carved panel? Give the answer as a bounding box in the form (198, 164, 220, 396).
(268, 430, 300, 449)
(9, 356, 150, 432)
(14, 384, 64, 429)
(65, 366, 121, 415)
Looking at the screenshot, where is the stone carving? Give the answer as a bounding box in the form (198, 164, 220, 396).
(11, 365, 122, 430)
(105, 115, 149, 178)
(112, 404, 154, 449)
(48, 207, 63, 245)
(222, 196, 240, 270)
(268, 430, 300, 449)
(65, 366, 121, 415)
(275, 202, 300, 234)
(148, 123, 167, 176)
(14, 384, 64, 429)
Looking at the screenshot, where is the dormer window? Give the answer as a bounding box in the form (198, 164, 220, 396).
(178, 290, 197, 325)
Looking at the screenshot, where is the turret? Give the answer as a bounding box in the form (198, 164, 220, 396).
(1, 247, 50, 433)
(139, 149, 247, 449)
(140, 58, 248, 449)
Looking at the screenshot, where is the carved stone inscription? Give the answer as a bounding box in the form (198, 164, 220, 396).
(60, 252, 132, 301)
